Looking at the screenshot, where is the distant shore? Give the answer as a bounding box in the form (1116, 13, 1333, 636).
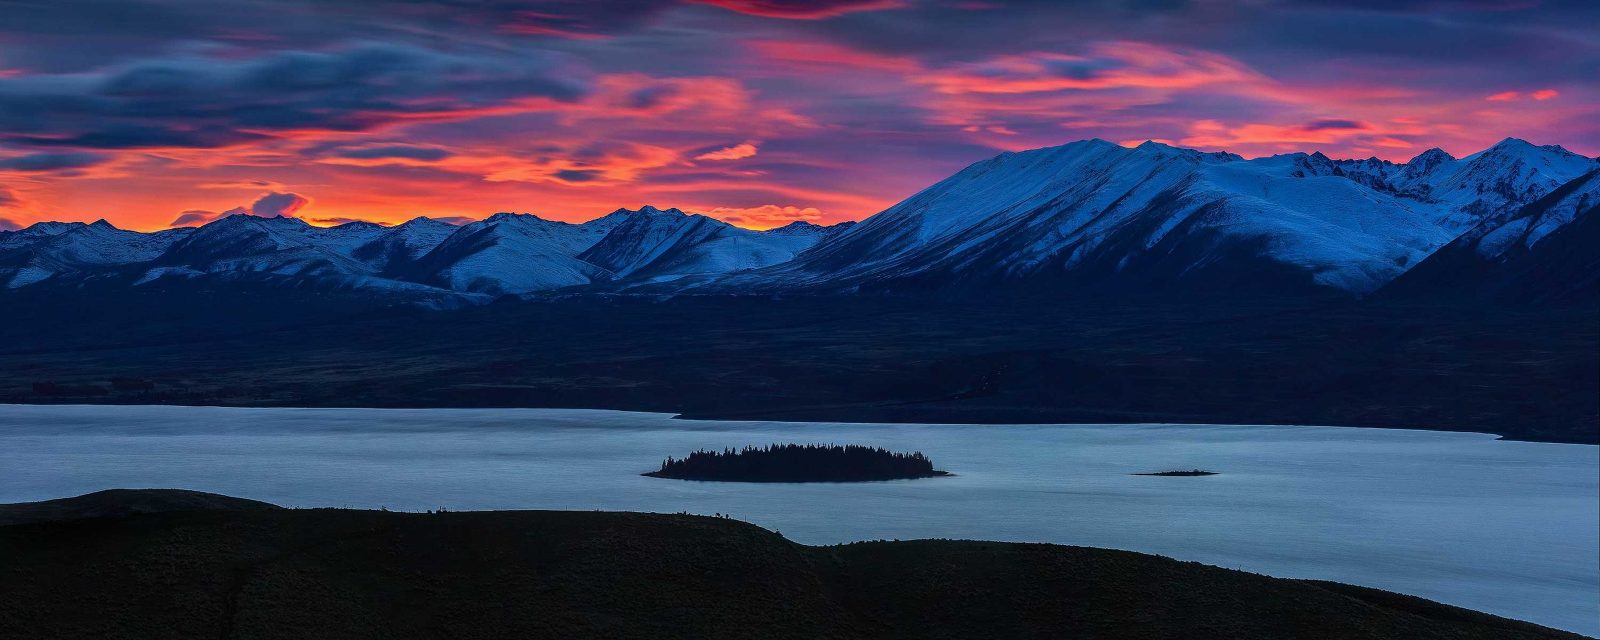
(3, 400, 1589, 447)
(0, 297, 1592, 445)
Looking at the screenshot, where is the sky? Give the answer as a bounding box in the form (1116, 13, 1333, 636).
(0, 0, 1595, 231)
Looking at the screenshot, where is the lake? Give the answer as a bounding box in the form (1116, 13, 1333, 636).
(1, 405, 1595, 636)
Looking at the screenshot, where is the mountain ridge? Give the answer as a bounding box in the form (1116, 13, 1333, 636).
(3, 139, 1595, 302)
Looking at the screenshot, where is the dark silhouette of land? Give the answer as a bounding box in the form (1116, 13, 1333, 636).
(1134, 469, 1217, 477)
(0, 489, 279, 526)
(645, 444, 948, 482)
(0, 287, 1595, 444)
(0, 490, 1585, 640)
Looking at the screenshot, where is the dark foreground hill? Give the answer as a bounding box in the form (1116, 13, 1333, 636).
(0, 489, 279, 526)
(0, 491, 1586, 640)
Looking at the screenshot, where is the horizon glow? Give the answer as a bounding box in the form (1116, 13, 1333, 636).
(0, 0, 1595, 232)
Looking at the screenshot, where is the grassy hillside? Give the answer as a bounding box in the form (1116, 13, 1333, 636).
(0, 492, 1585, 640)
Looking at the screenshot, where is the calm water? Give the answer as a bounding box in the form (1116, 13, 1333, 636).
(1, 405, 1595, 636)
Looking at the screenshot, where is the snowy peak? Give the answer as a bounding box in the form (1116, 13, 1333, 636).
(1133, 140, 1244, 164)
(1474, 137, 1577, 159)
(633, 205, 686, 217)
(575, 206, 838, 285)
(3, 137, 1595, 301)
(765, 221, 827, 236)
(713, 137, 1598, 297)
(0, 218, 195, 288)
(1423, 137, 1600, 228)
(1408, 147, 1455, 167)
(8, 221, 86, 242)
(152, 212, 373, 280)
(1382, 169, 1600, 303)
(402, 210, 614, 295)
(578, 207, 732, 278)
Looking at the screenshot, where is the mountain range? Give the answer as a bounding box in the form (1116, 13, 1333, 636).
(3, 138, 1596, 305)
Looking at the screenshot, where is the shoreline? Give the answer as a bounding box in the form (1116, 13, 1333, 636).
(2, 401, 1591, 446)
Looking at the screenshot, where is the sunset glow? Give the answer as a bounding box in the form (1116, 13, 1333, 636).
(0, 0, 1595, 232)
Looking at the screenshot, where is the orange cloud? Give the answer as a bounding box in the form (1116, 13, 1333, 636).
(1532, 89, 1559, 100)
(482, 143, 684, 186)
(1486, 91, 1520, 101)
(698, 204, 824, 229)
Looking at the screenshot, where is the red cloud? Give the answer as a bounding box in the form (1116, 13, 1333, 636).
(691, 0, 906, 19)
(482, 142, 684, 186)
(695, 142, 759, 161)
(1485, 89, 1559, 103)
(747, 40, 920, 73)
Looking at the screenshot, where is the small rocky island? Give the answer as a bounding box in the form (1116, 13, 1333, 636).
(1134, 469, 1218, 477)
(645, 443, 949, 482)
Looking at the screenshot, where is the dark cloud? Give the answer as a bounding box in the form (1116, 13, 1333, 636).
(252, 192, 310, 217)
(0, 43, 592, 150)
(554, 169, 605, 182)
(0, 217, 20, 231)
(0, 186, 20, 208)
(0, 0, 1595, 229)
(171, 206, 251, 226)
(1302, 119, 1370, 131)
(333, 145, 454, 161)
(0, 151, 109, 172)
(171, 209, 223, 226)
(169, 192, 308, 226)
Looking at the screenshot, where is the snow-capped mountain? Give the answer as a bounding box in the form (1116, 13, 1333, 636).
(145, 215, 386, 284)
(704, 138, 1597, 296)
(1291, 138, 1599, 231)
(1382, 170, 1600, 303)
(350, 217, 468, 273)
(0, 220, 193, 288)
(399, 212, 618, 295)
(578, 206, 833, 285)
(2, 138, 1594, 302)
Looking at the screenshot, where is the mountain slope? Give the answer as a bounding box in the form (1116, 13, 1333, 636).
(401, 212, 616, 295)
(1382, 170, 1600, 304)
(1, 138, 1593, 301)
(710, 139, 1475, 296)
(0, 220, 193, 288)
(151, 215, 377, 277)
(349, 216, 462, 273)
(1296, 138, 1600, 231)
(579, 206, 834, 284)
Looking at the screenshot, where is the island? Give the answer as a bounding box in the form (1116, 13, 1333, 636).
(643, 443, 950, 482)
(1134, 469, 1218, 476)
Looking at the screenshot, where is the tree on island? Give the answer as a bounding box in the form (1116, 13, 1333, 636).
(645, 443, 948, 483)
